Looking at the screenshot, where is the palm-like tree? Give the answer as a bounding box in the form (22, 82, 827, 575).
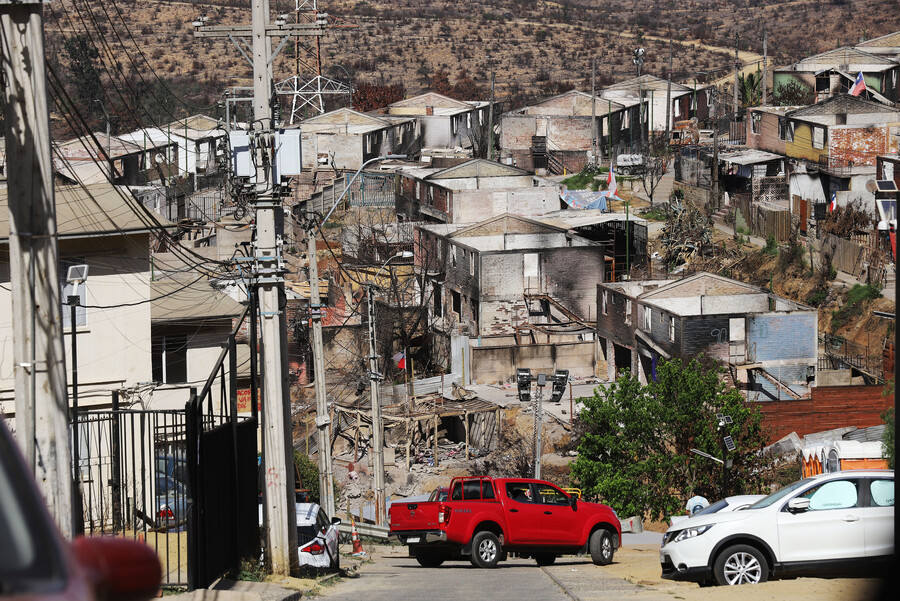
(738, 70, 763, 108)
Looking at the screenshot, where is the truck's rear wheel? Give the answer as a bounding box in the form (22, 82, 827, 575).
(470, 531, 501, 568)
(589, 529, 614, 565)
(414, 548, 445, 568)
(534, 553, 557, 566)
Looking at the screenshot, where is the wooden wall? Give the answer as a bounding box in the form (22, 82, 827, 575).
(754, 385, 893, 444)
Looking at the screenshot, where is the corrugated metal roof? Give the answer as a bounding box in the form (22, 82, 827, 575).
(1, 183, 174, 240)
(151, 279, 244, 322)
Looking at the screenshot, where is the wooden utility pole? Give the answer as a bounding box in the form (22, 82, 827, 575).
(1, 0, 73, 537)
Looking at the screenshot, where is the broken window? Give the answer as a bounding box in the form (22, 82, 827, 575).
(601, 291, 608, 315)
(433, 282, 442, 317)
(625, 299, 632, 325)
(643, 306, 652, 331)
(813, 126, 825, 149)
(469, 251, 475, 276)
(451, 290, 461, 315)
(669, 316, 675, 342)
(751, 113, 761, 135)
(778, 119, 794, 142)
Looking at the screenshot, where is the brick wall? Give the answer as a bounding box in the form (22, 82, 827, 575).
(829, 126, 890, 167)
(754, 385, 893, 444)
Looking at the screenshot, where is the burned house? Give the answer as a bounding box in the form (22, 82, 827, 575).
(596, 272, 818, 401)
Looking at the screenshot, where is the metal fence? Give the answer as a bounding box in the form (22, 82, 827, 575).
(72, 405, 191, 586)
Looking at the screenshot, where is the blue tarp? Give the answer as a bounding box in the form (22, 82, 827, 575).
(560, 190, 620, 211)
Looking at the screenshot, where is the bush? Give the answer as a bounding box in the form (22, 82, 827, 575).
(831, 284, 882, 330)
(764, 235, 778, 256)
(806, 288, 828, 307)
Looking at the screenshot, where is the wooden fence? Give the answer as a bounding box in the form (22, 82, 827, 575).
(735, 194, 792, 242)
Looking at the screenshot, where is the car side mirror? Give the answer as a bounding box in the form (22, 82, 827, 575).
(331, 517, 342, 525)
(570, 496, 577, 509)
(787, 498, 810, 514)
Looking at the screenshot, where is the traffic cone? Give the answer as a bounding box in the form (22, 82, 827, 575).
(350, 518, 367, 557)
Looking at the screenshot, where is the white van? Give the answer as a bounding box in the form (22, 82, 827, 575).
(616, 154, 645, 175)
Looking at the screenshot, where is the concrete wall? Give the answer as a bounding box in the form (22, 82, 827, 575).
(0, 234, 152, 412)
(301, 132, 364, 170)
(746, 312, 817, 401)
(470, 339, 597, 383)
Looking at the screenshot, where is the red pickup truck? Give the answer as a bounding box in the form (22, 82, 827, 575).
(388, 476, 621, 568)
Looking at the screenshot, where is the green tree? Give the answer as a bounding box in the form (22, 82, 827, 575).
(738, 71, 763, 108)
(881, 395, 894, 470)
(294, 450, 322, 503)
(62, 35, 103, 115)
(571, 358, 770, 521)
(773, 79, 814, 106)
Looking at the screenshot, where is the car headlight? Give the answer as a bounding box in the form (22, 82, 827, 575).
(672, 524, 713, 543)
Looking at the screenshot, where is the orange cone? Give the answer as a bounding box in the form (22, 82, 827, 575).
(350, 518, 367, 557)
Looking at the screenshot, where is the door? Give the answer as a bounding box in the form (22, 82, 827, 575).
(863, 477, 894, 557)
(777, 478, 866, 562)
(503, 482, 545, 544)
(533, 483, 580, 546)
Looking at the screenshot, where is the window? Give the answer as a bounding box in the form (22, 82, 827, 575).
(535, 485, 571, 506)
(506, 482, 533, 503)
(812, 126, 825, 149)
(433, 282, 442, 317)
(751, 113, 761, 134)
(625, 299, 632, 325)
(601, 291, 608, 315)
(779, 118, 794, 142)
(152, 335, 188, 384)
(643, 306, 652, 331)
(451, 290, 461, 315)
(60, 258, 87, 328)
(451, 245, 457, 268)
(802, 480, 859, 511)
(469, 252, 475, 276)
(669, 316, 676, 342)
(869, 479, 894, 507)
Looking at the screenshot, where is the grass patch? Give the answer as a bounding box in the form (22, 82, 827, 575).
(806, 287, 828, 307)
(764, 235, 778, 256)
(831, 284, 882, 330)
(562, 166, 607, 191)
(641, 206, 667, 221)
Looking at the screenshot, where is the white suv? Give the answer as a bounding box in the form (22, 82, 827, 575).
(660, 470, 894, 586)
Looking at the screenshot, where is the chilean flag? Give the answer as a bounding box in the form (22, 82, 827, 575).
(392, 351, 406, 370)
(849, 71, 867, 97)
(607, 165, 618, 197)
(829, 191, 837, 213)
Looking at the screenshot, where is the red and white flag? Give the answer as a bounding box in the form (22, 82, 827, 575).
(849, 71, 867, 97)
(392, 351, 406, 370)
(607, 165, 618, 197)
(829, 191, 838, 213)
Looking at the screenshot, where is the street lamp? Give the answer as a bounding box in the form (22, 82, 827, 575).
(515, 368, 569, 479)
(306, 154, 407, 519)
(633, 48, 645, 152)
(366, 250, 413, 526)
(66, 264, 88, 535)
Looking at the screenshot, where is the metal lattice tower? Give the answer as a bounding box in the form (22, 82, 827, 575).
(276, 1, 356, 123)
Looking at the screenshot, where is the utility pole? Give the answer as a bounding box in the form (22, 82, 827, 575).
(366, 287, 386, 524)
(1, 0, 73, 538)
(591, 59, 597, 163)
(487, 63, 495, 161)
(665, 39, 673, 143)
(733, 33, 740, 119)
(762, 31, 768, 106)
(307, 228, 335, 520)
(711, 87, 720, 210)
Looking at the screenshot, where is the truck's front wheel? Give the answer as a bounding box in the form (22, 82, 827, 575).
(470, 531, 501, 568)
(414, 548, 445, 568)
(589, 529, 614, 565)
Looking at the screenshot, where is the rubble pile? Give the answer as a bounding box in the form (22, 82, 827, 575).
(660, 201, 713, 266)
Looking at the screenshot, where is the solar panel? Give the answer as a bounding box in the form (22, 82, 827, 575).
(723, 436, 736, 452)
(876, 180, 898, 192)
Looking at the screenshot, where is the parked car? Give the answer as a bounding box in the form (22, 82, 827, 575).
(616, 154, 645, 175)
(670, 494, 765, 525)
(389, 476, 621, 568)
(155, 474, 188, 527)
(0, 418, 162, 600)
(660, 470, 894, 586)
(258, 500, 342, 570)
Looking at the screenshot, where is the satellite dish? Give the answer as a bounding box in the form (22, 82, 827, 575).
(154, 153, 165, 164)
(865, 179, 878, 194)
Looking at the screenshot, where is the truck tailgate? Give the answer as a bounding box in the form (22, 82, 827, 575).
(389, 500, 440, 534)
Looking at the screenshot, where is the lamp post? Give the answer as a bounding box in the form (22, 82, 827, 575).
(306, 154, 406, 519)
(516, 368, 568, 479)
(366, 250, 413, 526)
(66, 264, 88, 535)
(633, 48, 645, 153)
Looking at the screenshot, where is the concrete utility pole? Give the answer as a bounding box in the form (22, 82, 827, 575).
(1, 0, 73, 538)
(591, 59, 597, 162)
(733, 33, 740, 119)
(487, 63, 495, 161)
(711, 87, 720, 210)
(306, 229, 335, 520)
(762, 32, 768, 106)
(250, 0, 298, 576)
(665, 39, 673, 143)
